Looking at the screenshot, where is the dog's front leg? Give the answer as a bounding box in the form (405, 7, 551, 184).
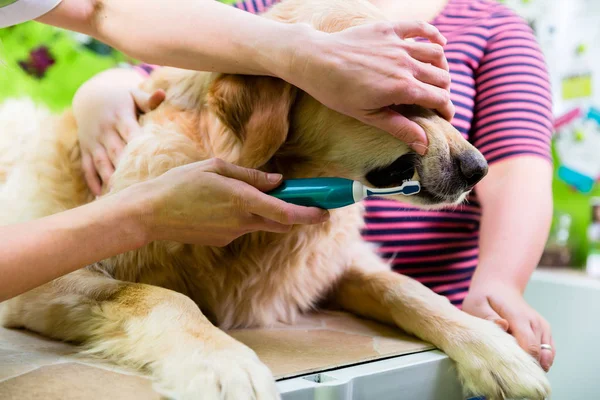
(0, 270, 279, 400)
(331, 267, 550, 400)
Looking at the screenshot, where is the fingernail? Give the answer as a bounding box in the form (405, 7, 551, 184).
(319, 210, 330, 222)
(540, 352, 552, 372)
(412, 142, 427, 156)
(267, 173, 282, 183)
(541, 363, 550, 372)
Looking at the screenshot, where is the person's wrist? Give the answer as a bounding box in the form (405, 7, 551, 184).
(110, 184, 157, 248)
(468, 278, 521, 299)
(263, 22, 329, 86)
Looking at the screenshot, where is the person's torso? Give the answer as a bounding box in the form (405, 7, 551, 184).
(363, 0, 513, 306)
(231, 0, 538, 306)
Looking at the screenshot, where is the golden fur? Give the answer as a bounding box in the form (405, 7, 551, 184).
(0, 0, 550, 399)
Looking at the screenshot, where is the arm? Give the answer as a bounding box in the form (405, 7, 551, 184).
(37, 0, 306, 76)
(460, 6, 556, 371)
(1, 191, 144, 302)
(0, 159, 328, 302)
(465, 158, 555, 370)
(36, 0, 455, 150)
(474, 158, 553, 294)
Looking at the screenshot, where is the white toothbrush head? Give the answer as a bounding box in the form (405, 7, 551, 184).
(364, 180, 421, 197)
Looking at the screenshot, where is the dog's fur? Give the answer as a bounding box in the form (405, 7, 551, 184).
(0, 0, 550, 399)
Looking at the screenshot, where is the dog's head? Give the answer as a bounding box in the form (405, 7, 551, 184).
(202, 75, 487, 211)
(147, 0, 488, 209)
(206, 0, 487, 208)
(205, 76, 487, 208)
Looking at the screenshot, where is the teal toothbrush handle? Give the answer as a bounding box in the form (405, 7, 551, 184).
(267, 178, 356, 209)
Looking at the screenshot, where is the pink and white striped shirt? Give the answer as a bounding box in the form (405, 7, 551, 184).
(359, 0, 553, 306)
(138, 0, 553, 307)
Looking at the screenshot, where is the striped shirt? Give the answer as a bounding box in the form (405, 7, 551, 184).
(138, 0, 553, 307)
(359, 0, 553, 306)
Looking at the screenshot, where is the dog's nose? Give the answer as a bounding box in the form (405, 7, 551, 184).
(456, 152, 488, 188)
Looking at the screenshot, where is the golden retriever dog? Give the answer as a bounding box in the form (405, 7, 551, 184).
(0, 0, 550, 399)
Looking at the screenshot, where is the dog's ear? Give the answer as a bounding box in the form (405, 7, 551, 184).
(207, 74, 297, 169)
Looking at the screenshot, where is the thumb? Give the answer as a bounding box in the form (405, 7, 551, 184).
(131, 88, 166, 113)
(482, 301, 510, 331)
(364, 108, 428, 155)
(207, 159, 283, 192)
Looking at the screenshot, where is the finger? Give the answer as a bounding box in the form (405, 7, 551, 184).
(403, 41, 449, 71)
(362, 108, 428, 155)
(100, 131, 126, 167)
(147, 89, 166, 111)
(246, 193, 330, 226)
(393, 20, 447, 46)
(477, 300, 509, 331)
(205, 160, 329, 225)
(206, 158, 284, 192)
(115, 115, 143, 143)
(403, 81, 455, 121)
(412, 60, 451, 90)
(247, 215, 293, 234)
(82, 152, 102, 196)
(488, 297, 541, 361)
(131, 88, 166, 113)
(92, 149, 115, 185)
(530, 317, 543, 359)
(539, 319, 555, 371)
(510, 320, 541, 362)
(439, 101, 455, 122)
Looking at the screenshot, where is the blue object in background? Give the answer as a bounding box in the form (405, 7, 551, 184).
(558, 165, 595, 193)
(587, 106, 600, 124)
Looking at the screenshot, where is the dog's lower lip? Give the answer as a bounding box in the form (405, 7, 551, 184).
(418, 184, 468, 204)
(418, 187, 444, 202)
(417, 184, 456, 202)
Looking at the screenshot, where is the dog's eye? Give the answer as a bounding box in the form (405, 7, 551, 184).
(365, 154, 417, 188)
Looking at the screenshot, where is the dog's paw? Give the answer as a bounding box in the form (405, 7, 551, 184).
(450, 318, 550, 400)
(155, 345, 279, 400)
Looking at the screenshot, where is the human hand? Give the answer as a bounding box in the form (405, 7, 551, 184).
(462, 282, 555, 372)
(73, 68, 166, 195)
(286, 20, 454, 155)
(127, 158, 329, 247)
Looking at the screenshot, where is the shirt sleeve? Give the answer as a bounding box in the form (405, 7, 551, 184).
(233, 0, 280, 14)
(470, 6, 554, 165)
(132, 63, 160, 77)
(0, 0, 62, 28)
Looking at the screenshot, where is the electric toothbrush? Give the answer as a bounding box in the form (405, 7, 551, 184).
(268, 177, 420, 210)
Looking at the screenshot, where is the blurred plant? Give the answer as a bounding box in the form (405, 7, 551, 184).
(18, 46, 55, 78)
(0, 23, 130, 111)
(0, 0, 240, 111)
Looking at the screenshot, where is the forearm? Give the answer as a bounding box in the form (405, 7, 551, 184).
(0, 194, 145, 302)
(38, 0, 311, 79)
(472, 157, 553, 293)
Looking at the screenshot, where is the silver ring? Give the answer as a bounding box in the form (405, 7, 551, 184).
(540, 344, 552, 351)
